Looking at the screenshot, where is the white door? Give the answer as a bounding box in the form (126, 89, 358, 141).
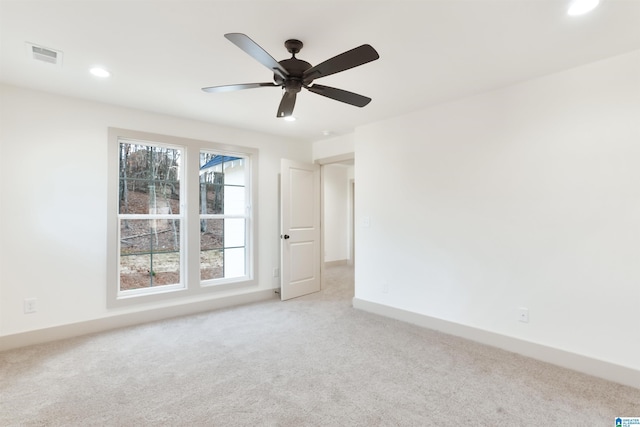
(280, 159, 321, 300)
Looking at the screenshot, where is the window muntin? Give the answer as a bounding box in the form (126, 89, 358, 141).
(118, 142, 183, 294)
(199, 153, 249, 282)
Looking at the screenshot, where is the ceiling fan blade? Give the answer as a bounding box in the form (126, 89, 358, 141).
(202, 82, 278, 93)
(306, 84, 372, 107)
(303, 44, 379, 84)
(225, 33, 289, 80)
(277, 91, 297, 118)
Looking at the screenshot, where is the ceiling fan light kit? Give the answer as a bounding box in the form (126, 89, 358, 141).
(202, 33, 379, 118)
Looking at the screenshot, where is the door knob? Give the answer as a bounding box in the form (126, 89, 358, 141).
(281, 234, 290, 239)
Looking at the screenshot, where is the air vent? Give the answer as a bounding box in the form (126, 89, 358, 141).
(26, 42, 63, 67)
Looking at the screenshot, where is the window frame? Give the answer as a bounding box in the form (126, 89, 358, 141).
(117, 140, 186, 297)
(198, 152, 251, 286)
(107, 128, 259, 308)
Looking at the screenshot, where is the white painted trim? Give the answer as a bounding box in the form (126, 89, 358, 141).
(314, 152, 354, 165)
(325, 260, 348, 267)
(0, 289, 276, 352)
(348, 178, 354, 266)
(352, 298, 640, 390)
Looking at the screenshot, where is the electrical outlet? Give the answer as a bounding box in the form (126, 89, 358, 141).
(518, 307, 529, 323)
(273, 267, 280, 278)
(382, 282, 389, 294)
(24, 298, 37, 314)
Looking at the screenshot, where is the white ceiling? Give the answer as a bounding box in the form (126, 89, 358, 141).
(1, 0, 639, 142)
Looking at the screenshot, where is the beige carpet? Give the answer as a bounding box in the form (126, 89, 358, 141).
(1, 265, 639, 426)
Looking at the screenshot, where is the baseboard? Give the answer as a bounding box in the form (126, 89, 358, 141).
(324, 260, 348, 267)
(352, 298, 640, 390)
(0, 289, 276, 352)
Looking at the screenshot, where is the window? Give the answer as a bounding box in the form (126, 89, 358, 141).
(108, 128, 258, 306)
(199, 153, 248, 282)
(118, 142, 184, 295)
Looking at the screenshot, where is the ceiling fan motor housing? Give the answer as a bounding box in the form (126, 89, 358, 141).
(276, 57, 312, 93)
(276, 39, 311, 94)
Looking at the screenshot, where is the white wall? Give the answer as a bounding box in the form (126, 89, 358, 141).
(354, 50, 640, 378)
(312, 133, 354, 161)
(323, 164, 351, 263)
(0, 84, 311, 340)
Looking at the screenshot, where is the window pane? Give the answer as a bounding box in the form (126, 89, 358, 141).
(200, 152, 245, 215)
(200, 181, 223, 215)
(224, 247, 245, 278)
(200, 218, 246, 281)
(119, 143, 181, 215)
(200, 249, 223, 280)
(224, 218, 245, 248)
(200, 153, 224, 215)
(224, 186, 245, 215)
(120, 219, 181, 290)
(200, 218, 223, 250)
(223, 158, 245, 186)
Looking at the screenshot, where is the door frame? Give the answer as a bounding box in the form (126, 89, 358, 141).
(279, 152, 354, 296)
(316, 152, 355, 281)
(349, 178, 355, 266)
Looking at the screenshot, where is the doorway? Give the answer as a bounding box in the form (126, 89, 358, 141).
(279, 154, 354, 300)
(316, 153, 355, 302)
(320, 157, 355, 268)
(320, 157, 355, 298)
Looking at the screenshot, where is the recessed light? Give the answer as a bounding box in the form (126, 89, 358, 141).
(283, 116, 296, 122)
(90, 67, 110, 78)
(567, 0, 600, 16)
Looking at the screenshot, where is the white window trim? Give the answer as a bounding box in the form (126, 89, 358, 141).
(107, 128, 259, 308)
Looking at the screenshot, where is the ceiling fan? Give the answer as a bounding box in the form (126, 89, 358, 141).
(202, 33, 380, 118)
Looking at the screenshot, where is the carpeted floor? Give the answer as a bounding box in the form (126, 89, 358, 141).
(1, 264, 639, 426)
